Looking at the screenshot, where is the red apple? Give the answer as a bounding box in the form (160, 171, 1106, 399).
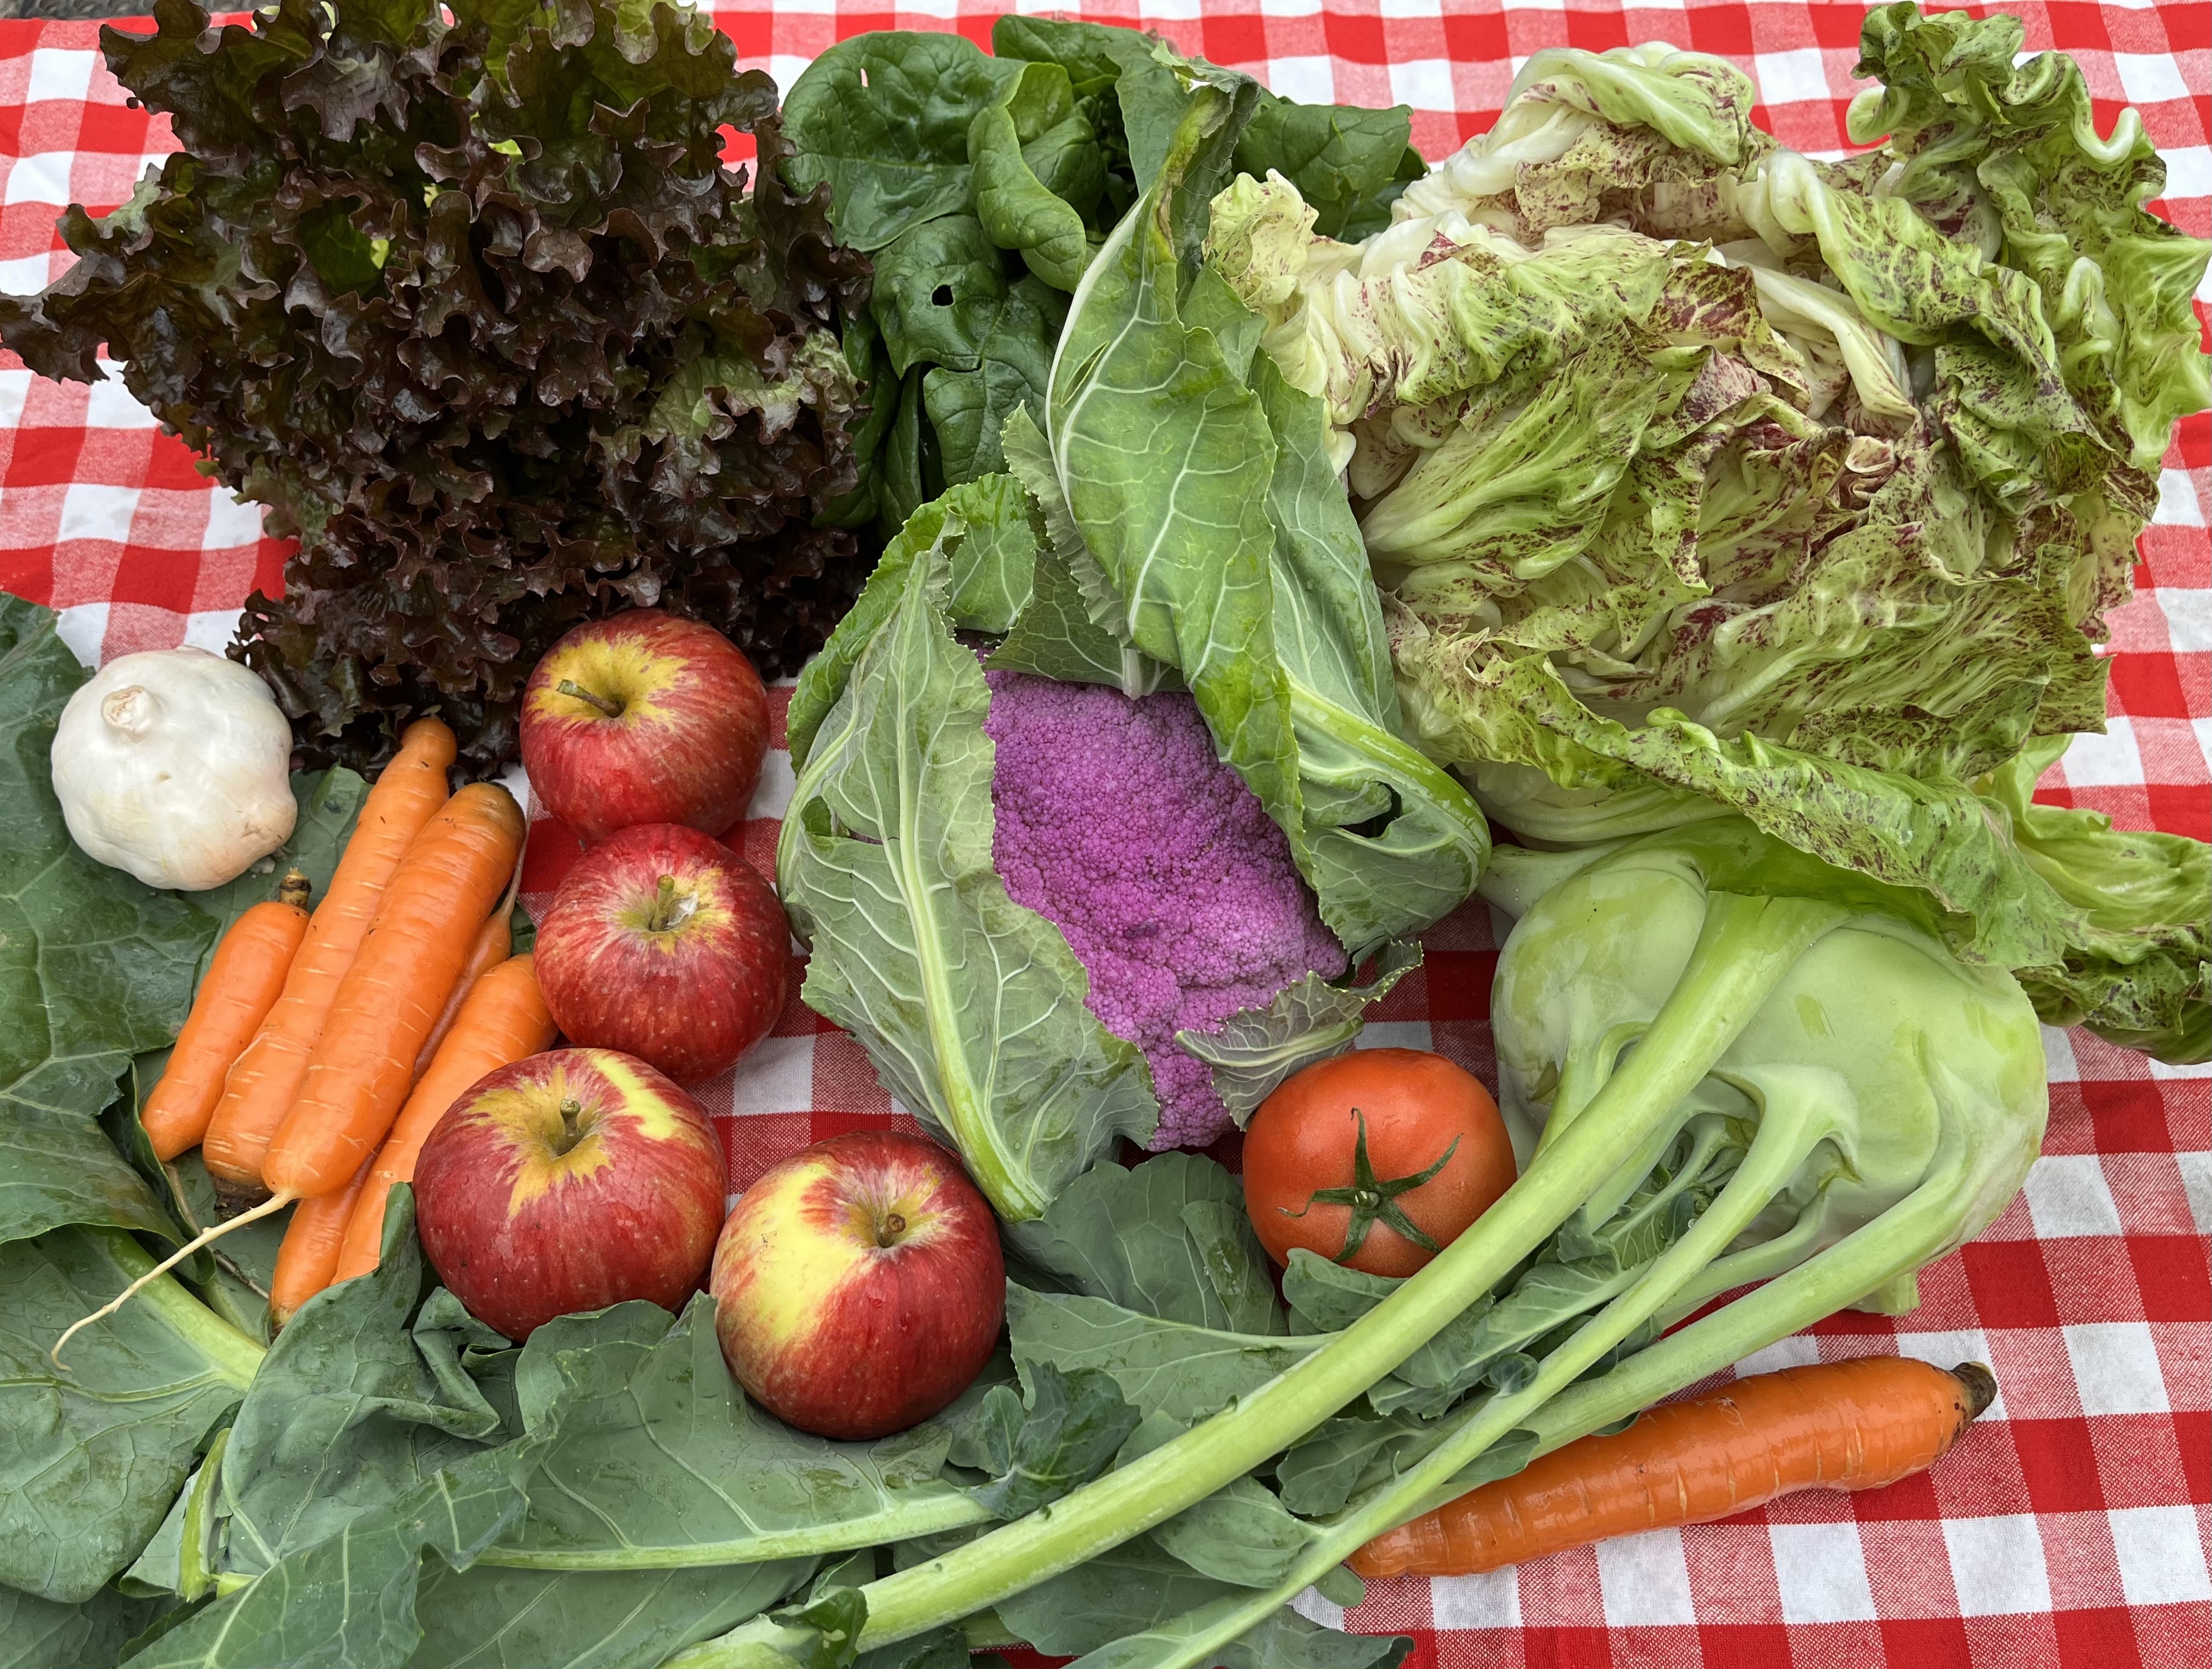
(711, 1131, 1004, 1440)
(521, 610, 770, 843)
(534, 822, 789, 1085)
(414, 1048, 728, 1341)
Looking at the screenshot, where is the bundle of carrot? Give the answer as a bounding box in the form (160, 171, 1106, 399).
(70, 716, 553, 1351)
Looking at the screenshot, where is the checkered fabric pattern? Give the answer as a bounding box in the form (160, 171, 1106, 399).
(3, 5, 2207, 1666)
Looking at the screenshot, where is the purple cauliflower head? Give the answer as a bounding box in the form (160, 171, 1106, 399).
(984, 669, 1347, 1149)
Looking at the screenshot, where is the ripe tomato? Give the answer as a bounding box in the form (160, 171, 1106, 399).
(1243, 1048, 1515, 1278)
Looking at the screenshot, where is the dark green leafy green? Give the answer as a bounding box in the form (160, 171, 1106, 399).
(953, 1360, 1141, 1521)
(1, 596, 215, 1248)
(218, 1190, 511, 1576)
(989, 1534, 1243, 1657)
(1, 1584, 167, 1669)
(1003, 1153, 1285, 1335)
(1004, 1288, 1316, 1428)
(784, 15, 1422, 540)
(406, 1561, 811, 1669)
(483, 1294, 985, 1568)
(0, 1227, 261, 1603)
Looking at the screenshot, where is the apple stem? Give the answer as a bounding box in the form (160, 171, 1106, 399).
(647, 874, 678, 932)
(553, 1098, 586, 1156)
(878, 1211, 907, 1247)
(557, 677, 625, 719)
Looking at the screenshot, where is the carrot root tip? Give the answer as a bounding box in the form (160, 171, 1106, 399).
(1951, 1362, 1997, 1422)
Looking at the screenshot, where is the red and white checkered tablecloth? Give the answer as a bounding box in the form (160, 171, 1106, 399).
(3, 5, 2207, 1667)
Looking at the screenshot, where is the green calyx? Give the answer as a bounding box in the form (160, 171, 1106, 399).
(1286, 1110, 1461, 1264)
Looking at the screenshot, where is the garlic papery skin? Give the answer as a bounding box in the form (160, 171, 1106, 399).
(51, 648, 299, 892)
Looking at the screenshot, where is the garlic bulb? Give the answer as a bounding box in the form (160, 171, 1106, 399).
(52, 648, 297, 891)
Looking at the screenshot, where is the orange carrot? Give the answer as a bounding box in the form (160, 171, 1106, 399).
(336, 956, 557, 1283)
(142, 873, 312, 1162)
(265, 782, 528, 1200)
(204, 718, 456, 1197)
(266, 1157, 373, 1328)
(413, 906, 516, 1081)
(47, 779, 523, 1369)
(1349, 1358, 1997, 1579)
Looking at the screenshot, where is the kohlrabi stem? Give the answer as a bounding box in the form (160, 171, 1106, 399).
(1060, 1083, 1868, 1669)
(478, 1486, 991, 1572)
(674, 891, 1843, 1665)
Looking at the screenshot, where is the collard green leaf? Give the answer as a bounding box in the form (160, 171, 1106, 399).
(1005, 1287, 1316, 1427)
(485, 1294, 983, 1567)
(1002, 1153, 1284, 1335)
(991, 1533, 1241, 1657)
(1147, 1474, 1313, 1588)
(121, 1437, 544, 1669)
(219, 1189, 509, 1577)
(954, 1360, 1141, 1521)
(0, 596, 214, 1247)
(1074, 1595, 1412, 1669)
(776, 517, 1157, 1221)
(407, 1560, 812, 1669)
(0, 1584, 166, 1669)
(1272, 1407, 1433, 1518)
(0, 1227, 260, 1603)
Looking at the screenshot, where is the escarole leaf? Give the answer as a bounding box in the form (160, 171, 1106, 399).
(1232, 8, 2204, 1059)
(1041, 88, 1488, 957)
(1976, 740, 2210, 1062)
(1849, 1, 2212, 473)
(776, 499, 1157, 1220)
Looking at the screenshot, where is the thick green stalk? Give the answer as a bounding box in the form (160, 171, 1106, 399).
(94, 1227, 264, 1388)
(477, 1488, 990, 1571)
(672, 893, 1842, 1666)
(1069, 1093, 1934, 1669)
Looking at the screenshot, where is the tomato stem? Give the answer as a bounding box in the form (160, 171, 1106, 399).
(1283, 1108, 1462, 1264)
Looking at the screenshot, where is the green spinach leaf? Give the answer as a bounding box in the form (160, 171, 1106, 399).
(780, 32, 1020, 252)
